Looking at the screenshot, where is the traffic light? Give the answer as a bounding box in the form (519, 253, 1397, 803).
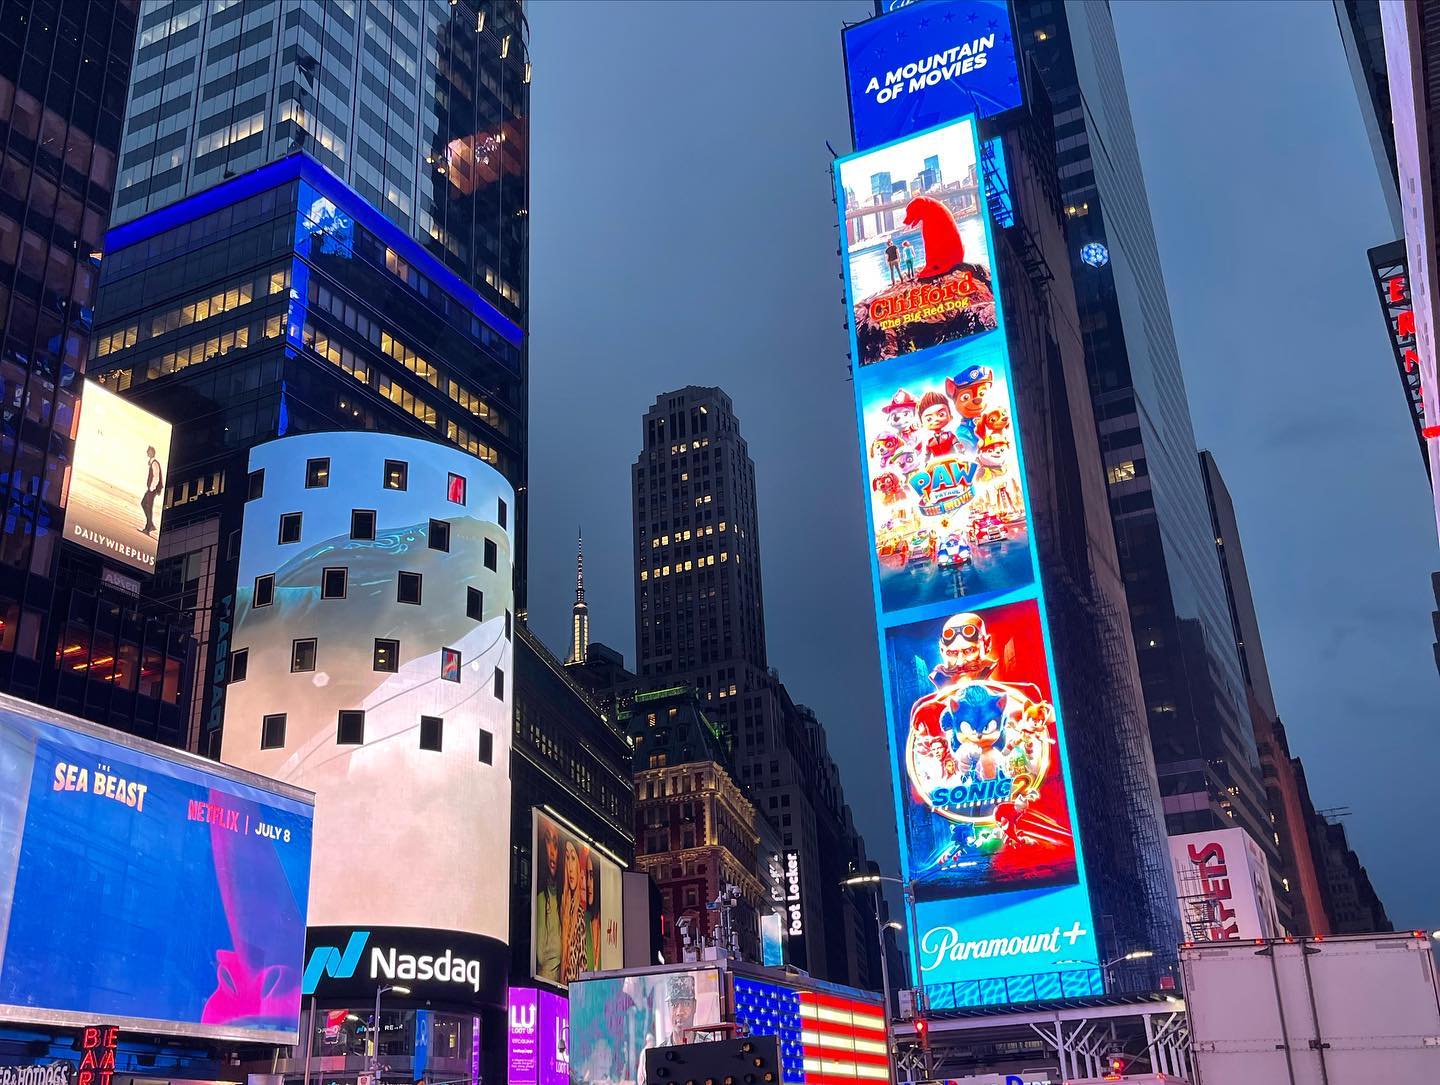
(644, 1035, 783, 1085)
(914, 1016, 930, 1051)
(1105, 1052, 1128, 1078)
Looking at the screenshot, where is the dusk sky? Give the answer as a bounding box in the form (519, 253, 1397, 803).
(524, 1, 1440, 931)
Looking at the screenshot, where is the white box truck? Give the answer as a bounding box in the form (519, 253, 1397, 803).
(1181, 931, 1440, 1084)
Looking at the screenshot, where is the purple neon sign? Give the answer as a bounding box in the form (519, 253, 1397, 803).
(508, 988, 568, 1085)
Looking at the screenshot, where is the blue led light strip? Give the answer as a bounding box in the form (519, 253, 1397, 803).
(103, 153, 524, 347)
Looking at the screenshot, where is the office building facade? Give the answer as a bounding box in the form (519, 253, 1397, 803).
(0, 0, 197, 740)
(630, 386, 884, 991)
(1200, 449, 1331, 934)
(86, 0, 529, 752)
(1012, 1, 1278, 875)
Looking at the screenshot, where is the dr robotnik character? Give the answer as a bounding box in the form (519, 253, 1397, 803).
(929, 611, 998, 689)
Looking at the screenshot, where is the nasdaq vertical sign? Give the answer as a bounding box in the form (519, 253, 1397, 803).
(835, 115, 1097, 1007)
(844, 0, 1022, 151)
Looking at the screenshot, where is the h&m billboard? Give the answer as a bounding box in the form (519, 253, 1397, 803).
(844, 0, 1022, 152)
(836, 115, 1097, 1006)
(531, 809, 624, 986)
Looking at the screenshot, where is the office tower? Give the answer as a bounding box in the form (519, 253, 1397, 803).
(565, 532, 589, 665)
(1013, 2, 1279, 875)
(631, 386, 883, 990)
(0, 0, 196, 738)
(1200, 450, 1329, 934)
(87, 0, 529, 753)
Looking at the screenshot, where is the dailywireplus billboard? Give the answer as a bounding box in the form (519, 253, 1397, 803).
(0, 694, 313, 1042)
(844, 0, 1022, 152)
(836, 116, 1098, 1005)
(65, 380, 172, 573)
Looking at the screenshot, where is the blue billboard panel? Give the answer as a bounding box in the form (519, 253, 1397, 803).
(886, 601, 1077, 900)
(845, 0, 1022, 152)
(0, 698, 313, 1042)
(837, 115, 1096, 1004)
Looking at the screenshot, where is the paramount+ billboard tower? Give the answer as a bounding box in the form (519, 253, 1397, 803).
(837, 0, 1178, 1007)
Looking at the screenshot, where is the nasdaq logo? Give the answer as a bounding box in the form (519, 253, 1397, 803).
(302, 930, 370, 994)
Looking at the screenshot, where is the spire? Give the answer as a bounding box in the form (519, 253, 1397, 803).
(566, 528, 589, 666)
(576, 529, 585, 604)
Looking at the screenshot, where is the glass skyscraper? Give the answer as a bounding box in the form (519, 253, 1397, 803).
(112, 0, 527, 319)
(0, 0, 193, 740)
(1012, 2, 1278, 868)
(87, 0, 529, 754)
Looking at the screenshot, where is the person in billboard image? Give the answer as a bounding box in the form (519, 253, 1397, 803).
(558, 838, 602, 984)
(533, 817, 564, 982)
(888, 601, 1079, 900)
(141, 445, 164, 535)
(838, 118, 998, 366)
(863, 348, 1032, 612)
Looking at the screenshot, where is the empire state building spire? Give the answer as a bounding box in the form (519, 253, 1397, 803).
(565, 530, 589, 666)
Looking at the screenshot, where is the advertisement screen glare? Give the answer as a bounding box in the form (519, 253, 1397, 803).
(0, 696, 313, 1042)
(568, 970, 722, 1084)
(837, 115, 1097, 1006)
(844, 0, 1022, 152)
(531, 810, 624, 986)
(837, 116, 997, 366)
(66, 380, 172, 573)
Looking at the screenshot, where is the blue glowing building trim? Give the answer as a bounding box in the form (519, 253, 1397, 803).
(103, 154, 524, 347)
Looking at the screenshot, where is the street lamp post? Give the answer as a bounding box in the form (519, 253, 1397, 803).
(1054, 949, 1154, 990)
(370, 984, 411, 1082)
(842, 875, 908, 1085)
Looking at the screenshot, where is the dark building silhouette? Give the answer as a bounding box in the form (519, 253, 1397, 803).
(1311, 815, 1392, 934)
(1013, 1, 1280, 887)
(0, 0, 194, 740)
(628, 386, 884, 991)
(1200, 450, 1330, 935)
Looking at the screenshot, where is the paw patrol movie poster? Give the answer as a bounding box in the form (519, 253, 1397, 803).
(886, 600, 1078, 900)
(858, 340, 1033, 614)
(837, 115, 998, 366)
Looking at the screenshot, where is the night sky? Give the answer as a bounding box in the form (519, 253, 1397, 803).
(524, 2, 1440, 931)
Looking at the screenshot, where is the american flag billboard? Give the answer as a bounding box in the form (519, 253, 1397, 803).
(732, 976, 888, 1085)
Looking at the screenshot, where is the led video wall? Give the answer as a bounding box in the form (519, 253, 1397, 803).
(837, 114, 1098, 1005)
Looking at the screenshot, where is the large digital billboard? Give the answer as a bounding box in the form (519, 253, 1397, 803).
(0, 694, 313, 1043)
(221, 432, 514, 960)
(65, 380, 172, 573)
(532, 809, 624, 986)
(837, 115, 997, 366)
(568, 969, 722, 1084)
(844, 1, 1022, 152)
(837, 116, 1097, 1005)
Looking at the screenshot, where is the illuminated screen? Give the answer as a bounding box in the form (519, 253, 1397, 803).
(65, 380, 173, 573)
(837, 116, 1097, 1006)
(844, 1, 1022, 152)
(732, 977, 886, 1085)
(531, 809, 624, 986)
(567, 970, 722, 1084)
(221, 432, 513, 945)
(836, 115, 997, 367)
(0, 696, 313, 1043)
